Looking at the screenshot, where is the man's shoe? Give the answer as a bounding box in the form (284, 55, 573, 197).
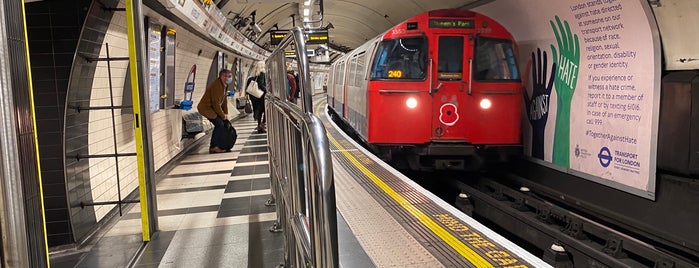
(209, 147, 225, 153)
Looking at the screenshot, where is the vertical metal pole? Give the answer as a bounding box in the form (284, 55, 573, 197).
(125, 0, 158, 241)
(105, 43, 125, 216)
(292, 29, 313, 114)
(0, 0, 30, 266)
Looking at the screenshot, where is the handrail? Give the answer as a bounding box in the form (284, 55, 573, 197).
(264, 27, 338, 268)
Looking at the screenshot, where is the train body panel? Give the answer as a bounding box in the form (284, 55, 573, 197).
(329, 9, 522, 170)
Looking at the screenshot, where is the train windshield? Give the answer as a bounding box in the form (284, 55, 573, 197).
(474, 37, 520, 81)
(370, 37, 426, 80)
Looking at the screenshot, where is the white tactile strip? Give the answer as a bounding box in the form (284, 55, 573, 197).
(318, 100, 551, 268)
(333, 162, 444, 267)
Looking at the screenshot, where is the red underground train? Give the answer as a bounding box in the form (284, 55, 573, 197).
(327, 9, 522, 170)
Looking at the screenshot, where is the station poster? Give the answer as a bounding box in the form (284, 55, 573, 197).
(474, 0, 661, 199)
(148, 22, 162, 113)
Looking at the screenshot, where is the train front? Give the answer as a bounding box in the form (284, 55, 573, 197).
(368, 10, 522, 170)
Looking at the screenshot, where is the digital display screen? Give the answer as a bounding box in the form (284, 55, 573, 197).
(387, 70, 403, 78)
(306, 30, 329, 45)
(270, 30, 287, 46)
(269, 31, 289, 46)
(438, 72, 462, 80)
(429, 19, 474, 29)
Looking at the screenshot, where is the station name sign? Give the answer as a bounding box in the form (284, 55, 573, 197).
(428, 19, 474, 29)
(306, 30, 329, 45)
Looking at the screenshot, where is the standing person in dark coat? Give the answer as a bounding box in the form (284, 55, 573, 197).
(248, 61, 267, 133)
(286, 69, 298, 103)
(198, 69, 232, 153)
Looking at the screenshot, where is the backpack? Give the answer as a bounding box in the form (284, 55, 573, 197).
(219, 121, 237, 151)
(293, 73, 300, 98)
(286, 73, 297, 98)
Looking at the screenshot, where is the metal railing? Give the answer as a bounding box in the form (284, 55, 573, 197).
(264, 27, 338, 268)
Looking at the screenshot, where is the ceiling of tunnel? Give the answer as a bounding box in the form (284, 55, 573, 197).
(217, 0, 481, 52)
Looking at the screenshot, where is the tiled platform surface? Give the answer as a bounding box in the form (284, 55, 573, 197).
(51, 114, 373, 268)
(51, 116, 283, 267)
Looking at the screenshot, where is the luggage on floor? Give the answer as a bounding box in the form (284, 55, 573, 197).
(219, 121, 237, 151)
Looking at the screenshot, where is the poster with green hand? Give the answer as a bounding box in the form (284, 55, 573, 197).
(550, 16, 580, 168)
(473, 0, 660, 199)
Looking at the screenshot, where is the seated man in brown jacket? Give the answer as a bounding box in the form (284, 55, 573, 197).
(197, 69, 232, 153)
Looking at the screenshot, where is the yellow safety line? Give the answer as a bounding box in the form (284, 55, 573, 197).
(316, 101, 492, 267)
(21, 1, 51, 265)
(125, 0, 150, 241)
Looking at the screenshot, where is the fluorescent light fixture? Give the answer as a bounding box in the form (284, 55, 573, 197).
(303, 8, 310, 16)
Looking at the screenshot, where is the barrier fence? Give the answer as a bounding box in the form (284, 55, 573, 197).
(264, 27, 338, 268)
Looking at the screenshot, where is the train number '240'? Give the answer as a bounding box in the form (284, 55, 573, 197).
(388, 70, 403, 78)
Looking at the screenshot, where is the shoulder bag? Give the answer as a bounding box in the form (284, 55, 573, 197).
(245, 80, 264, 98)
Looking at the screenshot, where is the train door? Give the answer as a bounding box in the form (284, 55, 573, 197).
(342, 60, 350, 118)
(431, 35, 471, 140)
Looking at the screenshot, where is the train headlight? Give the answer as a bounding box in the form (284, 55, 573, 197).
(406, 97, 418, 109)
(480, 98, 492, 109)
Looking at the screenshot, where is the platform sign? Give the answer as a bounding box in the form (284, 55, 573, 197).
(270, 30, 287, 46)
(306, 30, 329, 45)
(475, 0, 661, 199)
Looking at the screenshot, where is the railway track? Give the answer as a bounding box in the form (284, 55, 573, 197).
(427, 169, 699, 268)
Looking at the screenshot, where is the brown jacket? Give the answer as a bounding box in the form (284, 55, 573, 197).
(197, 79, 228, 119)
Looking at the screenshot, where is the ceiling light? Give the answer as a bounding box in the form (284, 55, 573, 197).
(303, 8, 310, 16)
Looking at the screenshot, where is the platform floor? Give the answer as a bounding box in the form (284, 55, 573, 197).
(52, 115, 374, 268)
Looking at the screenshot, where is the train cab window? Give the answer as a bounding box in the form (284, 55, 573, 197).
(370, 37, 426, 80)
(438, 36, 464, 81)
(474, 37, 520, 81)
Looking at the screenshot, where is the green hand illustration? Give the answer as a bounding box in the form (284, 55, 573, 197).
(550, 16, 580, 168)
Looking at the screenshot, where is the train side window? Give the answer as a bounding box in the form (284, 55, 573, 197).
(437, 36, 464, 81)
(370, 37, 426, 80)
(355, 52, 366, 86)
(350, 57, 358, 86)
(474, 37, 520, 81)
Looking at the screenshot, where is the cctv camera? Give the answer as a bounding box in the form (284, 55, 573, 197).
(252, 23, 262, 34)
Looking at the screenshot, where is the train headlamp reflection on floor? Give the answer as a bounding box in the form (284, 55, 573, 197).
(406, 97, 418, 109)
(480, 98, 492, 109)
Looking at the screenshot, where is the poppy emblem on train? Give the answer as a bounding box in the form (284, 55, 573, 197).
(439, 103, 459, 126)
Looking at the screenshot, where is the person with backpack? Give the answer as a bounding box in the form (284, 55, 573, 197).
(198, 69, 232, 153)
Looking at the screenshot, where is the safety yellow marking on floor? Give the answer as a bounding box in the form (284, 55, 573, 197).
(326, 134, 493, 267)
(315, 99, 529, 267)
(330, 149, 359, 153)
